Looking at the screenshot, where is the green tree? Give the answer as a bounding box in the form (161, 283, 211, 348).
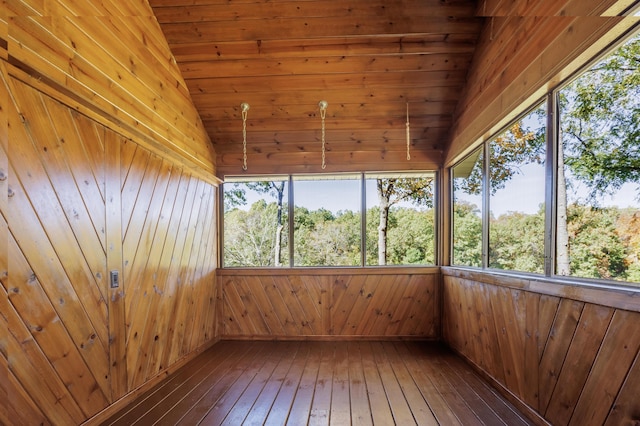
(246, 181, 287, 266)
(454, 117, 545, 268)
(558, 33, 640, 278)
(489, 208, 545, 273)
(375, 178, 434, 265)
(459, 120, 545, 197)
(566, 204, 627, 280)
(224, 181, 287, 266)
(387, 207, 435, 265)
(293, 207, 360, 266)
(452, 201, 482, 267)
(617, 209, 640, 282)
(455, 34, 639, 281)
(224, 200, 288, 266)
(561, 36, 640, 198)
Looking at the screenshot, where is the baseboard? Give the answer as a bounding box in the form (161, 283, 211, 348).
(448, 347, 552, 426)
(82, 338, 220, 425)
(220, 335, 439, 341)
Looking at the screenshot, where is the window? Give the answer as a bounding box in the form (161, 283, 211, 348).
(365, 173, 436, 266)
(293, 174, 361, 267)
(450, 29, 640, 287)
(452, 147, 483, 267)
(223, 177, 289, 267)
(557, 32, 640, 283)
(222, 172, 437, 268)
(489, 103, 547, 273)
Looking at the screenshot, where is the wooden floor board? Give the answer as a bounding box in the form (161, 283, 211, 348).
(381, 342, 438, 425)
(360, 341, 396, 425)
(347, 341, 373, 426)
(108, 340, 245, 426)
(404, 343, 483, 425)
(149, 342, 253, 424)
(395, 342, 463, 426)
(444, 351, 531, 426)
(371, 341, 417, 425)
(308, 342, 334, 426)
(101, 341, 535, 426)
(263, 342, 310, 426)
(284, 341, 323, 426)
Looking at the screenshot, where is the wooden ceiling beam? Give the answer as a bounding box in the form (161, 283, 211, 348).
(216, 160, 442, 177)
(215, 139, 445, 154)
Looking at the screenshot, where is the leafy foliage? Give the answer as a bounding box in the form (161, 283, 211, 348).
(294, 207, 361, 266)
(224, 200, 289, 267)
(458, 119, 545, 196)
(452, 201, 482, 267)
(374, 177, 434, 265)
(387, 208, 435, 265)
(566, 204, 628, 280)
(561, 33, 640, 201)
(489, 208, 545, 273)
(376, 178, 434, 208)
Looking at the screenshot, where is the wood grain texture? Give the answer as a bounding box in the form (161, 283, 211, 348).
(3, 60, 218, 425)
(442, 270, 640, 426)
(149, 0, 481, 176)
(102, 341, 535, 426)
(447, 5, 635, 165)
(219, 270, 439, 339)
(6, 1, 215, 179)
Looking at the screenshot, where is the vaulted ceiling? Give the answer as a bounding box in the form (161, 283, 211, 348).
(149, 0, 483, 176)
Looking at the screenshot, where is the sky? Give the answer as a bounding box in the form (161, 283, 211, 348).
(228, 170, 640, 218)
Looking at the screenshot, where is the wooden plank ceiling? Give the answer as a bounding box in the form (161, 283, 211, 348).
(149, 0, 483, 176)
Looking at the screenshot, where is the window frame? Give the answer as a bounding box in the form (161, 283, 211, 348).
(448, 26, 640, 289)
(220, 171, 438, 269)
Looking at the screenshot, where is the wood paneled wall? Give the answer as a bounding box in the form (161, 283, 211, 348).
(447, 0, 636, 164)
(2, 2, 219, 424)
(218, 269, 440, 340)
(2, 65, 218, 425)
(442, 268, 640, 425)
(3, 0, 215, 180)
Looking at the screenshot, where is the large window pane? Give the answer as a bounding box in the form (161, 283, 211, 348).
(365, 173, 435, 266)
(293, 175, 361, 266)
(223, 178, 289, 267)
(452, 147, 483, 267)
(557, 33, 640, 284)
(489, 103, 547, 273)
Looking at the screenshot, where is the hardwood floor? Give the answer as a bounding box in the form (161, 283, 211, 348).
(101, 341, 534, 425)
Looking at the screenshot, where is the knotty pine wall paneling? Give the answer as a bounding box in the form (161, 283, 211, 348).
(218, 268, 440, 340)
(4, 0, 215, 180)
(3, 64, 219, 424)
(442, 268, 640, 425)
(2, 2, 220, 422)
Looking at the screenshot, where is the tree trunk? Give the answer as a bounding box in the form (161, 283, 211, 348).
(274, 182, 285, 267)
(556, 139, 570, 275)
(377, 181, 391, 265)
(274, 224, 283, 267)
